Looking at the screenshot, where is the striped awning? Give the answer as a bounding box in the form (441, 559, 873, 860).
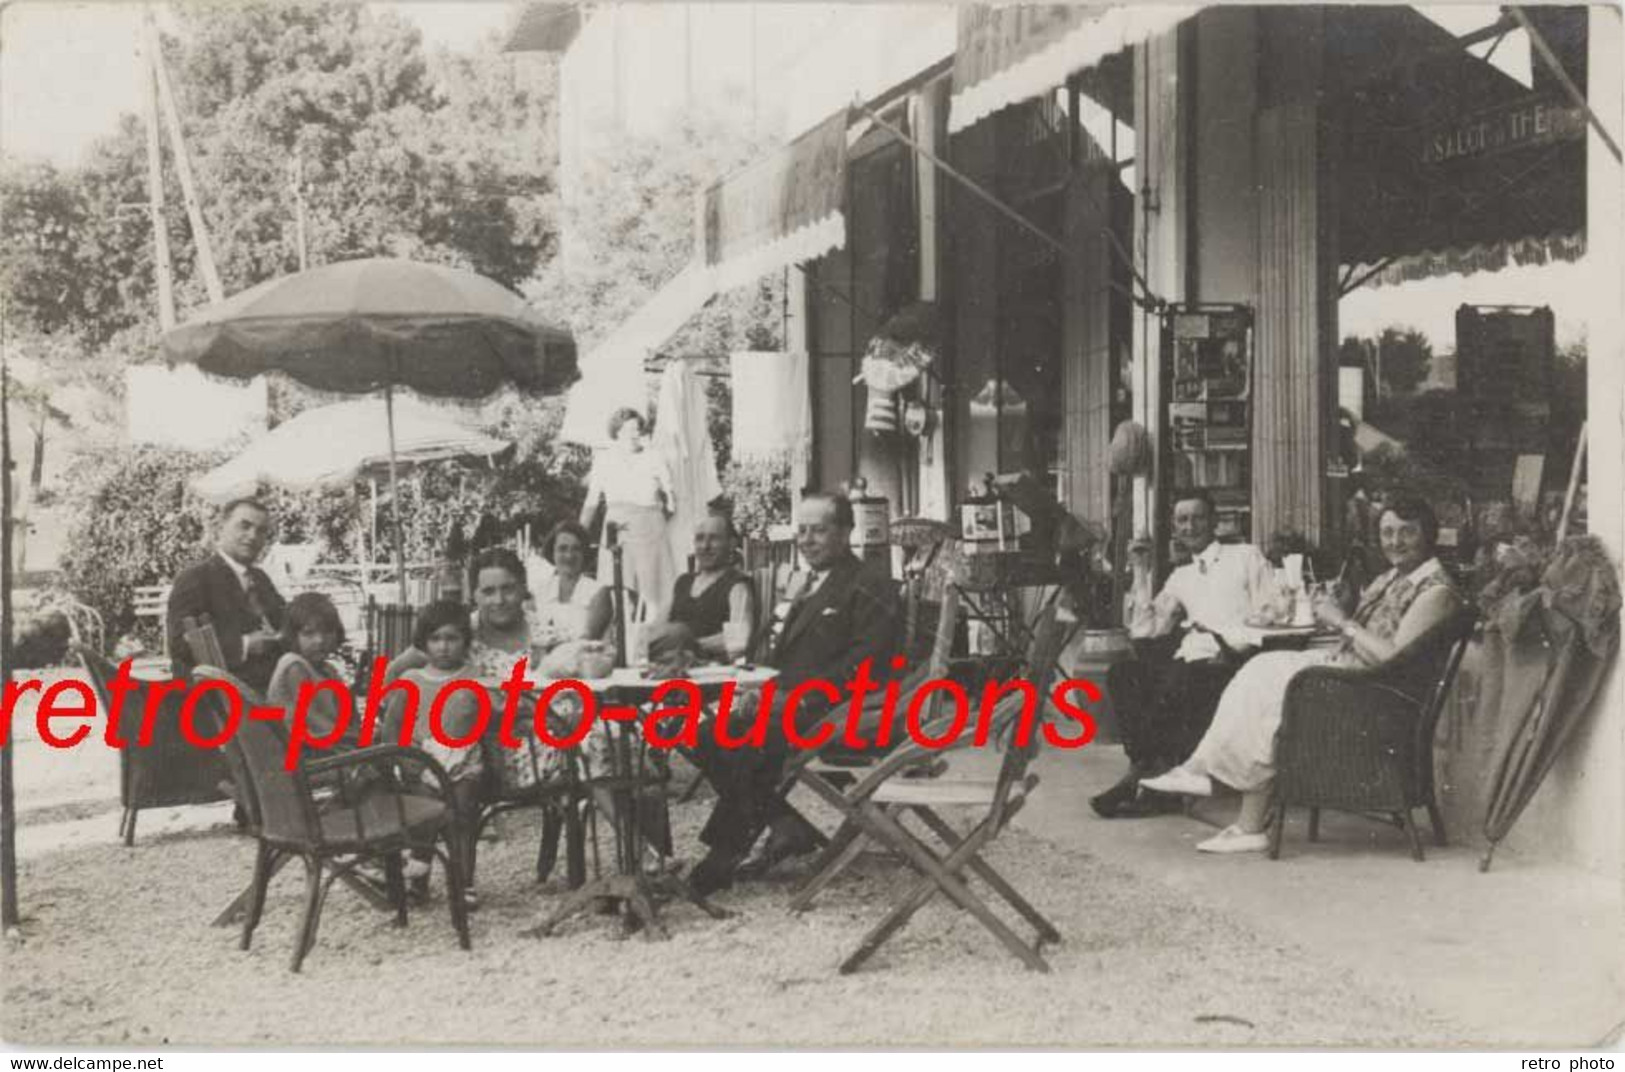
(699, 109, 849, 295)
(949, 4, 1198, 134)
(1350, 231, 1586, 289)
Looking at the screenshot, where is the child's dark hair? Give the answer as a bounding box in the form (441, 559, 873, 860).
(281, 592, 346, 650)
(413, 599, 474, 652)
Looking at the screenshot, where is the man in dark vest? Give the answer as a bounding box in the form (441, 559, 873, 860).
(646, 510, 757, 668)
(167, 497, 287, 693)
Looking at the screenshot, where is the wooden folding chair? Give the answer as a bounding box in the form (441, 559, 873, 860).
(799, 606, 1070, 974)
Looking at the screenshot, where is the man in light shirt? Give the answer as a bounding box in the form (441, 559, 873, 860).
(1092, 490, 1273, 818)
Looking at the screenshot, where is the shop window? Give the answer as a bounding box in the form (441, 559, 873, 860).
(984, 100, 1067, 493)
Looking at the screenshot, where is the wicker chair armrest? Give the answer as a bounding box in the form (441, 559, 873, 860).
(1282, 663, 1427, 715)
(304, 744, 455, 798)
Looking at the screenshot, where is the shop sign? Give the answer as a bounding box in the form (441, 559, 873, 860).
(1420, 94, 1585, 166)
(702, 109, 847, 270)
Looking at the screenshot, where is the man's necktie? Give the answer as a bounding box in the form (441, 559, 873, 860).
(243, 571, 273, 630)
(789, 569, 820, 607)
(772, 570, 821, 649)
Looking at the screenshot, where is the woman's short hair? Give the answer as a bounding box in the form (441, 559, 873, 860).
(542, 519, 592, 563)
(469, 546, 527, 587)
(1382, 492, 1439, 551)
(280, 591, 345, 650)
(703, 507, 740, 544)
(413, 599, 474, 651)
(607, 407, 646, 440)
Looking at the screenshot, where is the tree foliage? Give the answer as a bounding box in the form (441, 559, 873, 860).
(1, 2, 561, 359)
(527, 105, 791, 528)
(1342, 327, 1434, 401)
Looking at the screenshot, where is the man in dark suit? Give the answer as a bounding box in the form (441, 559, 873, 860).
(688, 491, 903, 896)
(167, 497, 287, 693)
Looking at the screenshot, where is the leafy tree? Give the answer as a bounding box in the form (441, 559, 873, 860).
(164, 2, 558, 291)
(528, 105, 790, 527)
(1375, 327, 1433, 397)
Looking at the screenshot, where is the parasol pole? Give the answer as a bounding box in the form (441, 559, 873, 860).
(383, 378, 409, 606)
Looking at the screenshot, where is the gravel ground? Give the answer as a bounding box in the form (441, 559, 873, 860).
(1, 798, 1467, 1048)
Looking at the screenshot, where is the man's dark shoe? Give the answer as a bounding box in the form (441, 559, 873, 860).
(687, 851, 739, 898)
(737, 818, 821, 879)
(1114, 788, 1185, 818)
(1089, 772, 1143, 819)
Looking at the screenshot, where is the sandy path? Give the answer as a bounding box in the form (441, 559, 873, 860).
(2, 801, 1466, 1048)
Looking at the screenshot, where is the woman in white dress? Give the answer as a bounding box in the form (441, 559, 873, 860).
(1143, 494, 1463, 853)
(580, 408, 677, 621)
(531, 520, 613, 652)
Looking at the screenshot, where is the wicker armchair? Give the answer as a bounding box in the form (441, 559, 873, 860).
(77, 646, 232, 846)
(1269, 605, 1477, 861)
(191, 667, 473, 972)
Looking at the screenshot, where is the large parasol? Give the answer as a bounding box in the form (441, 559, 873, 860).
(193, 396, 513, 504)
(161, 257, 576, 602)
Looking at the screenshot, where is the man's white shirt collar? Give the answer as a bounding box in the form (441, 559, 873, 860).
(218, 550, 252, 588)
(1192, 541, 1225, 572)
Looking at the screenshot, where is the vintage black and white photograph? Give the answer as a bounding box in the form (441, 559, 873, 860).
(0, 0, 1620, 1053)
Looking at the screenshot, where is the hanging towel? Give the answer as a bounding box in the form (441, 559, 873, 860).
(653, 362, 724, 571)
(730, 350, 811, 465)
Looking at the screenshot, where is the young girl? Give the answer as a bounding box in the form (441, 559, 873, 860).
(267, 592, 354, 750)
(388, 600, 486, 909)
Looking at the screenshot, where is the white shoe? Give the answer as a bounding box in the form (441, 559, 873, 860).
(1197, 825, 1269, 854)
(1140, 766, 1213, 797)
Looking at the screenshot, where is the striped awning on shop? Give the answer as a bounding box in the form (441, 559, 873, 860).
(699, 109, 850, 296)
(948, 4, 1198, 134)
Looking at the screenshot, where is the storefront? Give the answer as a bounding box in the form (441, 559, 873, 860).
(575, 3, 1620, 876)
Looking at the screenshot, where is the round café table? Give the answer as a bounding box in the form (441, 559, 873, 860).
(522, 664, 778, 940)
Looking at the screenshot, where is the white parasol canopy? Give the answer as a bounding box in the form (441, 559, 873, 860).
(193, 396, 512, 504)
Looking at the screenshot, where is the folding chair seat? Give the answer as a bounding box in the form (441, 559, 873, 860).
(794, 606, 1071, 974)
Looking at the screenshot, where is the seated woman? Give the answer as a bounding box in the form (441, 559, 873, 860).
(1142, 493, 1463, 854)
(530, 520, 613, 653)
(646, 510, 757, 669)
(385, 546, 611, 787)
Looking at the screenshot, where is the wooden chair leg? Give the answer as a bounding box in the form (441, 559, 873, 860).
(1267, 802, 1285, 860)
(565, 796, 588, 889)
(789, 820, 868, 913)
(1426, 799, 1448, 847)
(383, 853, 408, 927)
(241, 842, 275, 951)
(291, 857, 327, 973)
(841, 854, 1047, 976)
(219, 851, 292, 922)
(914, 808, 1059, 944)
(844, 807, 1048, 974)
(1398, 810, 1426, 862)
(1307, 807, 1321, 843)
(441, 832, 473, 951)
(537, 805, 562, 883)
